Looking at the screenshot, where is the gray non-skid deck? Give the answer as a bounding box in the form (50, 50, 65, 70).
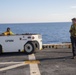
(0, 48, 76, 75)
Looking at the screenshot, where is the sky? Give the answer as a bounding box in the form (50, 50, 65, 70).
(0, 0, 76, 23)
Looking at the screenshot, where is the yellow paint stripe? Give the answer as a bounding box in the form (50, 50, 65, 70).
(25, 60, 40, 64)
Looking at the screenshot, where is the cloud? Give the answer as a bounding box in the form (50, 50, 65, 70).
(71, 6, 76, 8)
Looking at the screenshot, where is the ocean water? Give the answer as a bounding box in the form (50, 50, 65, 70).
(0, 22, 71, 44)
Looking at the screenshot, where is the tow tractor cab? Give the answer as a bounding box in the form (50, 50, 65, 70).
(0, 33, 42, 54)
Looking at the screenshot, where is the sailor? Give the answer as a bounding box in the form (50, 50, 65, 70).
(3, 27, 14, 35)
(69, 18, 76, 59)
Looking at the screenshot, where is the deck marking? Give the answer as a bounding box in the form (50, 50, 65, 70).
(0, 62, 27, 71)
(29, 54, 41, 75)
(0, 62, 23, 64)
(25, 60, 40, 64)
(0, 54, 40, 73)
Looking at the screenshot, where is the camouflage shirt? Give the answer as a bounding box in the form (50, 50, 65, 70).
(70, 24, 76, 37)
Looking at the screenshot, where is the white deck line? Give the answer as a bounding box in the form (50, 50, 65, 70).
(0, 62, 23, 64)
(0, 62, 27, 71)
(29, 54, 41, 75)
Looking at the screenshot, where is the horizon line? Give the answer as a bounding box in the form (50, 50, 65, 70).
(0, 21, 71, 24)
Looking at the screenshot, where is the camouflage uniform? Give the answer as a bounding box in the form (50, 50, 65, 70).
(70, 24, 76, 58)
